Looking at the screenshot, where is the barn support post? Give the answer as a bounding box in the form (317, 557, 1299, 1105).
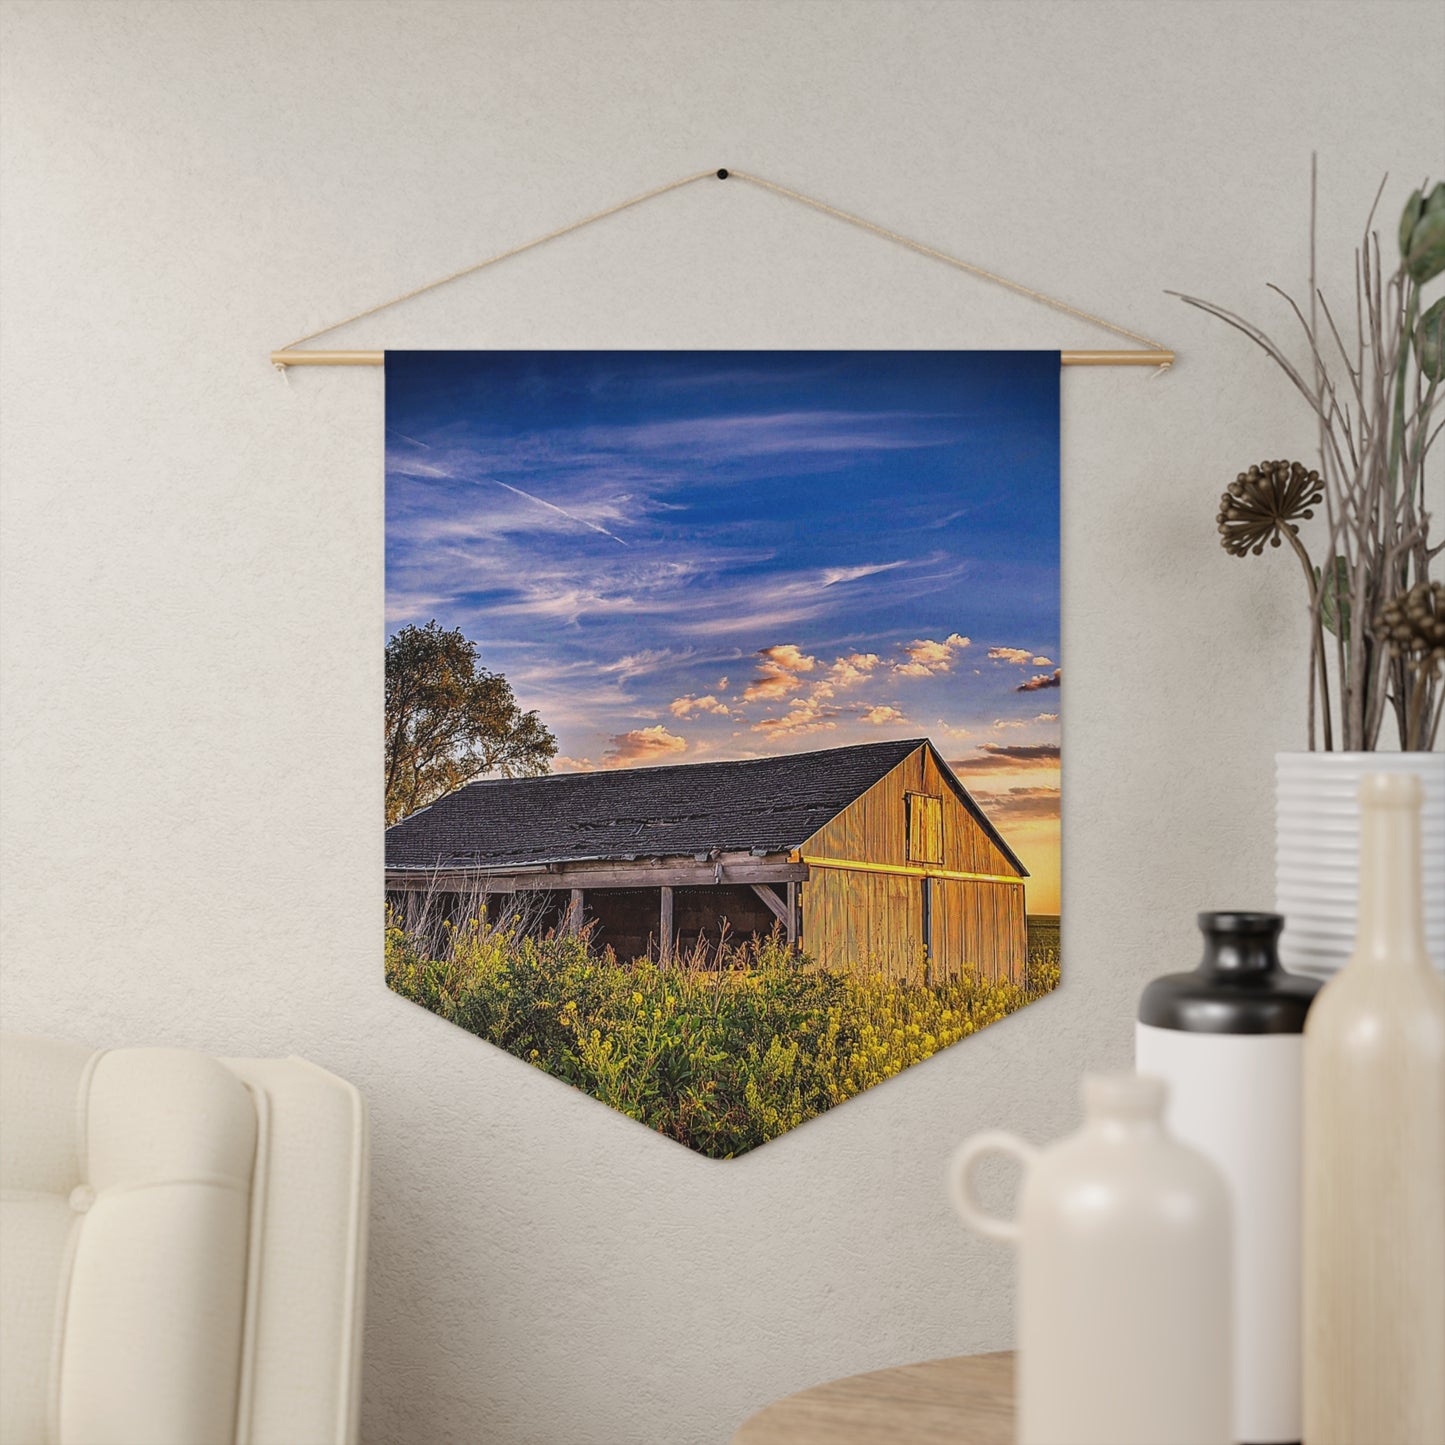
(566, 888, 584, 936)
(404, 890, 420, 935)
(659, 885, 674, 964)
(787, 882, 799, 946)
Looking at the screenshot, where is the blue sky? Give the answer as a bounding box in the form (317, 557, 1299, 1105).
(386, 350, 1061, 909)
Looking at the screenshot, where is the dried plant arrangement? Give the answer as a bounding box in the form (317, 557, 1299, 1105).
(1174, 167, 1444, 752)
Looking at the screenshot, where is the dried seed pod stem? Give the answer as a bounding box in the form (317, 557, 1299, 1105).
(1178, 161, 1441, 752)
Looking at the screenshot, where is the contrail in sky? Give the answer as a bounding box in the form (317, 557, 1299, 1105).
(483, 478, 630, 546)
(386, 428, 629, 546)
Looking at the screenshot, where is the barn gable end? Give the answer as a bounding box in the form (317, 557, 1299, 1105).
(800, 743, 1026, 879)
(797, 743, 1029, 983)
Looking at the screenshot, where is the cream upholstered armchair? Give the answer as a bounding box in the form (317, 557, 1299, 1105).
(0, 1034, 369, 1445)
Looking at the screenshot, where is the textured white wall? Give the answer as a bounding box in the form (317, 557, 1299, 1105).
(2, 3, 1440, 1442)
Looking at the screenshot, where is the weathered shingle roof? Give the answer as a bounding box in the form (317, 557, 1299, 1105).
(386, 738, 1026, 876)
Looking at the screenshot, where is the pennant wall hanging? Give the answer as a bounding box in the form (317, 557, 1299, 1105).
(382, 348, 1060, 1155)
(275, 168, 1167, 1154)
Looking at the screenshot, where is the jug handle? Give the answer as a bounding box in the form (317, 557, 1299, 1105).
(948, 1131, 1036, 1244)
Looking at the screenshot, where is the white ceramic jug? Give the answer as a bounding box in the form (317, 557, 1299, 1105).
(949, 1074, 1232, 1445)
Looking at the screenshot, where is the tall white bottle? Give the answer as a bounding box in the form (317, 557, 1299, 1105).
(950, 1074, 1232, 1445)
(1303, 773, 1445, 1444)
(1136, 911, 1319, 1445)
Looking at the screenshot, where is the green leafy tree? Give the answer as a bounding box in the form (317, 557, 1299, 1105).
(385, 622, 557, 823)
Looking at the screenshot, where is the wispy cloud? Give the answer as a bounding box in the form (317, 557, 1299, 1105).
(387, 429, 631, 546)
(599, 649, 691, 681)
(822, 562, 907, 587)
(577, 409, 961, 460)
(684, 564, 917, 638)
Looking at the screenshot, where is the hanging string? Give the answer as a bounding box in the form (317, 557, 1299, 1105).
(276, 166, 1168, 362)
(726, 169, 1166, 355)
(279, 168, 718, 354)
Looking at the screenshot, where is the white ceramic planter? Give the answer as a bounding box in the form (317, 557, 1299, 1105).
(1275, 751, 1445, 977)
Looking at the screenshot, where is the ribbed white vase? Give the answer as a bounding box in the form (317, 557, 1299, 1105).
(1276, 751, 1445, 978)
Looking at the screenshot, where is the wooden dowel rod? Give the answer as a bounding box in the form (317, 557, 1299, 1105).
(272, 350, 385, 367)
(272, 348, 1173, 369)
(1062, 349, 1174, 367)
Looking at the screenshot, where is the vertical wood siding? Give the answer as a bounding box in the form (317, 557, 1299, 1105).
(803, 866, 925, 981)
(801, 745, 1027, 983)
(932, 878, 1026, 981)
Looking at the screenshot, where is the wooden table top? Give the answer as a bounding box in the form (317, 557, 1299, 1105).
(732, 1350, 1014, 1445)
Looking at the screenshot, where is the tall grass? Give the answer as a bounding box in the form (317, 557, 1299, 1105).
(386, 899, 1060, 1158)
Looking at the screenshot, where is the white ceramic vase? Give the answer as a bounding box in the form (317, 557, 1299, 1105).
(1275, 750, 1445, 978)
(949, 1074, 1232, 1445)
(1302, 773, 1445, 1443)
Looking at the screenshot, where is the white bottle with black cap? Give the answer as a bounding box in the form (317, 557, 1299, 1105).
(1136, 911, 1320, 1445)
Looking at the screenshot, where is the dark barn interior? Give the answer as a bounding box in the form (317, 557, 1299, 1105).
(388, 884, 785, 963)
(584, 884, 781, 962)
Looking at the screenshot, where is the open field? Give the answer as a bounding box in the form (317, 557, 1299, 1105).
(1028, 914, 1060, 957)
(387, 911, 1060, 1157)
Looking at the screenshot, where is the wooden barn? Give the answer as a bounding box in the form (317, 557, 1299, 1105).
(385, 738, 1029, 983)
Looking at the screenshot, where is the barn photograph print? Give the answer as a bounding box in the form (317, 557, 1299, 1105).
(384, 350, 1061, 1157)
